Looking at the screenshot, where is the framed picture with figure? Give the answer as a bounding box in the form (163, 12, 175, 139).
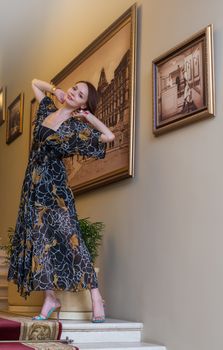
(51, 4, 137, 194)
(152, 24, 215, 135)
(6, 93, 24, 144)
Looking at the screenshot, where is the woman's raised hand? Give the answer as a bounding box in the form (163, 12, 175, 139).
(54, 88, 66, 104)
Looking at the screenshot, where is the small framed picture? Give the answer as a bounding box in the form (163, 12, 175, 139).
(6, 93, 24, 144)
(29, 97, 39, 150)
(153, 24, 215, 135)
(0, 87, 6, 126)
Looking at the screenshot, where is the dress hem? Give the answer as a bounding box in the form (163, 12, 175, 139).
(8, 277, 97, 299)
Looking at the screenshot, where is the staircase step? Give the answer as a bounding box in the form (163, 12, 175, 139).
(0, 296, 8, 310)
(0, 313, 166, 349)
(0, 288, 8, 297)
(0, 252, 7, 265)
(76, 343, 166, 350)
(0, 264, 8, 272)
(0, 270, 8, 279)
(0, 302, 8, 310)
(61, 319, 143, 343)
(0, 282, 8, 288)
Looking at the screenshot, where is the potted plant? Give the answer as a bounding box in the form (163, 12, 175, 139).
(79, 217, 105, 265)
(0, 218, 105, 319)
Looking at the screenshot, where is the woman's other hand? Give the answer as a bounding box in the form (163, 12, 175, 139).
(73, 109, 115, 143)
(73, 109, 91, 117)
(72, 109, 91, 122)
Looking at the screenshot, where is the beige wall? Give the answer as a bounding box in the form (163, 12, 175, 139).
(1, 1, 223, 349)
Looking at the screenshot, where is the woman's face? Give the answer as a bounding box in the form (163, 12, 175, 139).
(65, 82, 89, 110)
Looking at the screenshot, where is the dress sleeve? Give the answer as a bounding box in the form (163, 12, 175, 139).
(74, 121, 107, 159)
(34, 96, 56, 126)
(45, 120, 107, 160)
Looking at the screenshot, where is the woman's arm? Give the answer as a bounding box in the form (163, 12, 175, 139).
(77, 111, 115, 143)
(31, 79, 65, 103)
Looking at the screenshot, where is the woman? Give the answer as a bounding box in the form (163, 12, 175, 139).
(7, 79, 115, 322)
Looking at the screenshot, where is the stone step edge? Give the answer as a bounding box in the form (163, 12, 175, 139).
(7, 309, 92, 321)
(75, 342, 166, 350)
(0, 271, 8, 276)
(1, 312, 143, 331)
(61, 319, 143, 331)
(0, 283, 8, 287)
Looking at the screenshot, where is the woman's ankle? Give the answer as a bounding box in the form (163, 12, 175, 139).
(43, 295, 60, 306)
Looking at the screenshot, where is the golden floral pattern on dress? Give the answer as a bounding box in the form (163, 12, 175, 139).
(32, 168, 42, 184)
(70, 234, 79, 249)
(8, 96, 106, 298)
(79, 128, 91, 140)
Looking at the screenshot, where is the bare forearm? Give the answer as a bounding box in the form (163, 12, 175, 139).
(85, 113, 115, 143)
(32, 79, 55, 93)
(32, 79, 57, 103)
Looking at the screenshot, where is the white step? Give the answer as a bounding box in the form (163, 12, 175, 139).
(61, 319, 143, 343)
(76, 343, 166, 350)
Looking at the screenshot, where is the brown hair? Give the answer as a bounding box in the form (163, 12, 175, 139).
(76, 81, 98, 114)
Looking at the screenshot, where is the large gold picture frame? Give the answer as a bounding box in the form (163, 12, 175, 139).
(51, 4, 137, 195)
(153, 24, 215, 135)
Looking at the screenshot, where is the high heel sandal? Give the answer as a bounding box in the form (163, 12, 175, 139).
(32, 303, 61, 321)
(32, 306, 61, 321)
(92, 299, 106, 323)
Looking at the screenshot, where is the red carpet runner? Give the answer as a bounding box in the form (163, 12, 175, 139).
(0, 313, 78, 349)
(0, 342, 78, 349)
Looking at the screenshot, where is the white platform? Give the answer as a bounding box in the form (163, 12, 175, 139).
(77, 343, 166, 350)
(61, 318, 142, 343)
(60, 318, 166, 350)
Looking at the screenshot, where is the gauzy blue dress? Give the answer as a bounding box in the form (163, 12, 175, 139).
(7, 96, 106, 298)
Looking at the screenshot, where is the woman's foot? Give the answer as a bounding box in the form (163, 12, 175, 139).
(33, 296, 61, 320)
(41, 296, 61, 317)
(92, 298, 105, 323)
(90, 288, 106, 323)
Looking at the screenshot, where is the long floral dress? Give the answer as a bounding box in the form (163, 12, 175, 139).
(7, 96, 106, 298)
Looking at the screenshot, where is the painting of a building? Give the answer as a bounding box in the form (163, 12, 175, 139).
(65, 49, 131, 191)
(96, 49, 130, 152)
